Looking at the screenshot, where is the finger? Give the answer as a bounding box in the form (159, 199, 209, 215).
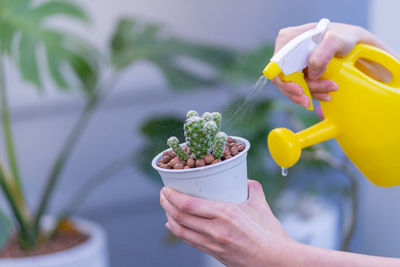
(184, 237, 224, 263)
(273, 77, 311, 108)
(162, 187, 219, 219)
(305, 79, 338, 93)
(161, 193, 211, 234)
(308, 31, 345, 80)
(311, 92, 331, 102)
(273, 77, 304, 96)
(274, 23, 316, 53)
(166, 219, 226, 264)
(246, 180, 266, 204)
(165, 213, 213, 251)
(280, 90, 310, 108)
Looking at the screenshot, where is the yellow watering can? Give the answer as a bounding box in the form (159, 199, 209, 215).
(263, 19, 400, 187)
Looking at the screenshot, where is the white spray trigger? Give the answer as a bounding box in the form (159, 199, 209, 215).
(313, 18, 330, 43)
(270, 18, 330, 75)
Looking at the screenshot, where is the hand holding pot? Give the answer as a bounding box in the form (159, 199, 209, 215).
(161, 180, 400, 266)
(160, 180, 292, 266)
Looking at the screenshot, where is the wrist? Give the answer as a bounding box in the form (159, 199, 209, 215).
(267, 237, 303, 266)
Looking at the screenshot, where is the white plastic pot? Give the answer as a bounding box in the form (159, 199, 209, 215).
(0, 217, 109, 267)
(152, 136, 250, 203)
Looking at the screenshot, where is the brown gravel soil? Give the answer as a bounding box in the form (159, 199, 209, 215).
(157, 137, 246, 170)
(0, 220, 89, 258)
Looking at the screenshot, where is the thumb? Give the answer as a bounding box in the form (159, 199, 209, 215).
(247, 180, 267, 203)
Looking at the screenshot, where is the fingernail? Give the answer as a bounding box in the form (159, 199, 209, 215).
(302, 96, 310, 107)
(165, 222, 171, 230)
(309, 69, 320, 80)
(328, 82, 338, 90)
(324, 95, 331, 101)
(162, 187, 168, 195)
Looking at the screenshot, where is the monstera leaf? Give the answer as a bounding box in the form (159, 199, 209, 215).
(110, 18, 238, 89)
(0, 0, 98, 93)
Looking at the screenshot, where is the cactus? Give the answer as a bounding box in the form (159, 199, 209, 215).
(212, 132, 227, 159)
(212, 112, 222, 129)
(184, 116, 210, 158)
(202, 112, 213, 122)
(203, 120, 218, 150)
(186, 110, 198, 119)
(166, 110, 229, 160)
(167, 136, 189, 160)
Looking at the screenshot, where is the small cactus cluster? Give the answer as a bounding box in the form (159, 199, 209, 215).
(168, 110, 227, 160)
(157, 110, 246, 170)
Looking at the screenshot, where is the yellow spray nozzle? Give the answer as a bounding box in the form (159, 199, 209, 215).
(263, 62, 314, 111)
(263, 62, 281, 80)
(267, 128, 301, 168)
(268, 120, 337, 169)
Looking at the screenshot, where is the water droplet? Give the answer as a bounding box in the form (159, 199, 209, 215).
(281, 167, 288, 177)
(254, 75, 268, 91)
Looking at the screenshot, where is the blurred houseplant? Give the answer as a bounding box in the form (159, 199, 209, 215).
(0, 0, 256, 263)
(0, 0, 107, 264)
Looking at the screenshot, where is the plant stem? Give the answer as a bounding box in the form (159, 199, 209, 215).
(33, 93, 97, 233)
(0, 58, 35, 246)
(60, 152, 132, 218)
(0, 58, 23, 197)
(0, 157, 35, 247)
(33, 73, 119, 234)
(339, 161, 359, 251)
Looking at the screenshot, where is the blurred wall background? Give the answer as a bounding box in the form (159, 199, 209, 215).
(4, 0, 400, 266)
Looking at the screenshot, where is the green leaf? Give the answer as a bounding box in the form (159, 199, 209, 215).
(0, 0, 98, 93)
(45, 43, 69, 89)
(166, 39, 236, 70)
(110, 17, 238, 89)
(27, 1, 88, 22)
(0, 22, 15, 55)
(141, 117, 185, 144)
(2, 0, 31, 13)
(65, 49, 98, 93)
(154, 59, 214, 89)
(137, 116, 185, 181)
(18, 34, 40, 88)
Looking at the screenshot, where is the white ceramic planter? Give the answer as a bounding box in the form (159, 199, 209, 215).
(0, 217, 109, 267)
(152, 136, 250, 203)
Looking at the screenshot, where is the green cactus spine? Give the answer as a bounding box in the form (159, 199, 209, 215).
(167, 136, 189, 160)
(212, 132, 227, 159)
(203, 120, 218, 150)
(202, 112, 213, 122)
(184, 116, 210, 159)
(186, 110, 198, 119)
(212, 112, 222, 129)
